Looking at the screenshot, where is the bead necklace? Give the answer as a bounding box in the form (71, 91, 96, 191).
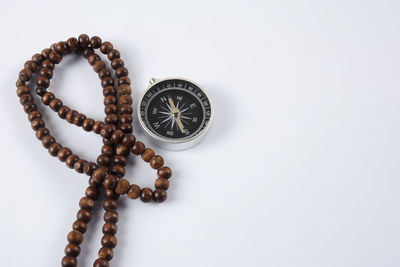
(16, 34, 172, 267)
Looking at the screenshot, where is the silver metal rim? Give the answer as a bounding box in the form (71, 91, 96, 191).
(137, 77, 214, 146)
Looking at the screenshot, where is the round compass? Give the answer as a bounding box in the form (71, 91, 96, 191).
(138, 78, 213, 150)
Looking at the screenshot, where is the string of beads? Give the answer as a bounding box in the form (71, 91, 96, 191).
(16, 34, 172, 267)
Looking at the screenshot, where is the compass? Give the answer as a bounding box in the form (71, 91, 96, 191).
(138, 78, 213, 150)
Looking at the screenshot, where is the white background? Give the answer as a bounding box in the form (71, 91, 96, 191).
(0, 1, 399, 266)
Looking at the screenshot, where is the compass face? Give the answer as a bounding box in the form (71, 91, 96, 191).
(138, 78, 212, 143)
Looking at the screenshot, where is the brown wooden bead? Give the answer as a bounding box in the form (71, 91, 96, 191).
(28, 111, 41, 122)
(42, 135, 55, 148)
(131, 141, 145, 155)
(93, 121, 104, 134)
(41, 92, 54, 105)
(41, 48, 52, 58)
(115, 179, 130, 195)
(104, 95, 117, 105)
(32, 53, 44, 64)
(65, 154, 79, 168)
(23, 102, 37, 113)
(101, 77, 114, 88)
(82, 47, 94, 58)
(104, 114, 118, 125)
(103, 175, 118, 190)
(140, 188, 153, 203)
(74, 159, 87, 173)
(93, 258, 109, 267)
(83, 162, 98, 176)
(153, 189, 167, 203)
(120, 104, 133, 114)
(100, 124, 114, 139)
(24, 60, 37, 72)
(107, 49, 120, 60)
(93, 61, 105, 73)
(58, 147, 72, 162)
(85, 186, 100, 200)
(121, 134, 135, 148)
(103, 199, 118, 211)
(78, 34, 90, 48)
(118, 76, 131, 85)
(20, 94, 33, 105)
(98, 68, 111, 79)
(127, 184, 141, 199)
(119, 123, 132, 133)
(72, 220, 87, 233)
(157, 166, 172, 179)
(113, 155, 127, 166)
(115, 67, 128, 78)
(110, 129, 124, 144)
(67, 37, 79, 52)
(155, 178, 170, 190)
(141, 148, 155, 162)
(19, 68, 33, 82)
(73, 113, 86, 126)
(49, 51, 62, 64)
(116, 144, 129, 157)
(77, 209, 92, 223)
(100, 41, 113, 54)
(65, 244, 81, 257)
(101, 145, 114, 157)
(102, 223, 117, 235)
(105, 189, 119, 200)
(79, 197, 95, 211)
(41, 59, 54, 70)
(101, 235, 117, 248)
(67, 230, 83, 245)
(88, 54, 100, 66)
(111, 58, 124, 69)
(39, 67, 53, 79)
(36, 76, 50, 88)
(119, 94, 132, 105)
(98, 247, 113, 260)
(82, 118, 95, 131)
(49, 98, 63, 111)
(104, 211, 118, 223)
(120, 114, 133, 124)
(36, 127, 49, 140)
(92, 167, 107, 182)
(61, 256, 77, 267)
(55, 41, 68, 55)
(16, 86, 30, 97)
(103, 86, 116, 97)
(111, 164, 125, 178)
(31, 118, 45, 130)
(150, 155, 164, 169)
(48, 143, 62, 156)
(58, 106, 71, 119)
(90, 36, 102, 48)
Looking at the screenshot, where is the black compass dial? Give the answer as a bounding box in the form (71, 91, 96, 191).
(139, 79, 212, 141)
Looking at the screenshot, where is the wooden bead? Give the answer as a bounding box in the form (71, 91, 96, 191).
(153, 189, 167, 203)
(103, 175, 118, 190)
(119, 123, 132, 133)
(67, 37, 79, 52)
(127, 184, 140, 199)
(113, 155, 127, 166)
(24, 60, 37, 72)
(82, 118, 95, 131)
(36, 76, 50, 88)
(105, 189, 119, 200)
(73, 113, 86, 126)
(155, 178, 170, 190)
(65, 244, 81, 257)
(41, 92, 55, 105)
(19, 68, 33, 81)
(65, 154, 79, 168)
(100, 124, 114, 139)
(115, 67, 128, 78)
(98, 247, 113, 260)
(101, 77, 114, 88)
(41, 59, 54, 70)
(103, 199, 118, 211)
(102, 223, 117, 235)
(48, 143, 62, 156)
(92, 121, 104, 134)
(83, 162, 98, 176)
(120, 114, 133, 124)
(58, 147, 72, 162)
(28, 110, 41, 122)
(97, 154, 111, 166)
(119, 94, 132, 105)
(99, 68, 111, 79)
(36, 127, 49, 140)
(61, 256, 77, 267)
(23, 102, 37, 113)
(82, 47, 94, 59)
(150, 155, 164, 169)
(111, 164, 125, 178)
(88, 54, 100, 66)
(115, 179, 130, 195)
(100, 41, 113, 54)
(107, 49, 120, 60)
(55, 41, 68, 55)
(77, 209, 92, 223)
(101, 145, 114, 157)
(67, 230, 83, 245)
(31, 118, 45, 130)
(116, 145, 129, 157)
(85, 186, 100, 200)
(72, 220, 87, 233)
(131, 141, 145, 155)
(120, 104, 133, 114)
(92, 168, 107, 183)
(90, 36, 102, 48)
(111, 129, 124, 144)
(79, 197, 95, 211)
(58, 106, 71, 119)
(39, 67, 53, 78)
(118, 76, 131, 85)
(111, 58, 124, 69)
(157, 166, 172, 179)
(140, 188, 153, 203)
(104, 211, 118, 223)
(74, 159, 87, 173)
(141, 148, 155, 162)
(121, 134, 135, 148)
(20, 94, 33, 105)
(104, 114, 118, 125)
(49, 51, 62, 64)
(93, 258, 109, 267)
(101, 235, 117, 248)
(103, 87, 116, 97)
(49, 98, 63, 111)
(78, 34, 90, 48)
(93, 61, 105, 73)
(16, 86, 30, 97)
(42, 135, 55, 148)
